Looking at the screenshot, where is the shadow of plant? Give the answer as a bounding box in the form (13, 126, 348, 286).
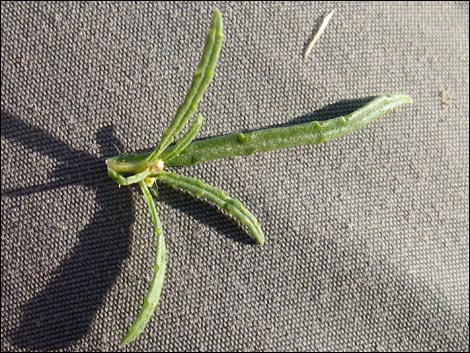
(2, 112, 133, 350)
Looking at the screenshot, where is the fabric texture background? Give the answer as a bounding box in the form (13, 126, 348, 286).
(1, 2, 468, 351)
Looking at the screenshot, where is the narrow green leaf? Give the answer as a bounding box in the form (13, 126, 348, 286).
(147, 9, 224, 162)
(166, 94, 413, 166)
(157, 171, 265, 245)
(120, 181, 167, 346)
(106, 94, 412, 171)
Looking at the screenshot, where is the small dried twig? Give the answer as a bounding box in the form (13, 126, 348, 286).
(304, 9, 335, 60)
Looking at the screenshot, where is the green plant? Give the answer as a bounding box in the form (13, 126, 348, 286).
(106, 9, 412, 345)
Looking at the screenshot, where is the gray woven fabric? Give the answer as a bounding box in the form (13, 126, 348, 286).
(1, 2, 468, 351)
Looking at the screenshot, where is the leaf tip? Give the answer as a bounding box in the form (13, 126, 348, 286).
(255, 231, 265, 246)
(212, 8, 223, 27)
(119, 334, 133, 347)
(213, 8, 222, 18)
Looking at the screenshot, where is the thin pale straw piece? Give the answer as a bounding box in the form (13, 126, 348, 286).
(304, 10, 335, 60)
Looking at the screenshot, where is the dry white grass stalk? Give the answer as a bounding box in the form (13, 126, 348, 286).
(304, 10, 335, 60)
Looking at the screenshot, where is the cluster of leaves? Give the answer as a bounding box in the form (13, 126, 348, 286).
(106, 9, 412, 345)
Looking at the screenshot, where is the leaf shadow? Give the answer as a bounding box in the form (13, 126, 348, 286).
(262, 96, 377, 130)
(1, 111, 134, 350)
